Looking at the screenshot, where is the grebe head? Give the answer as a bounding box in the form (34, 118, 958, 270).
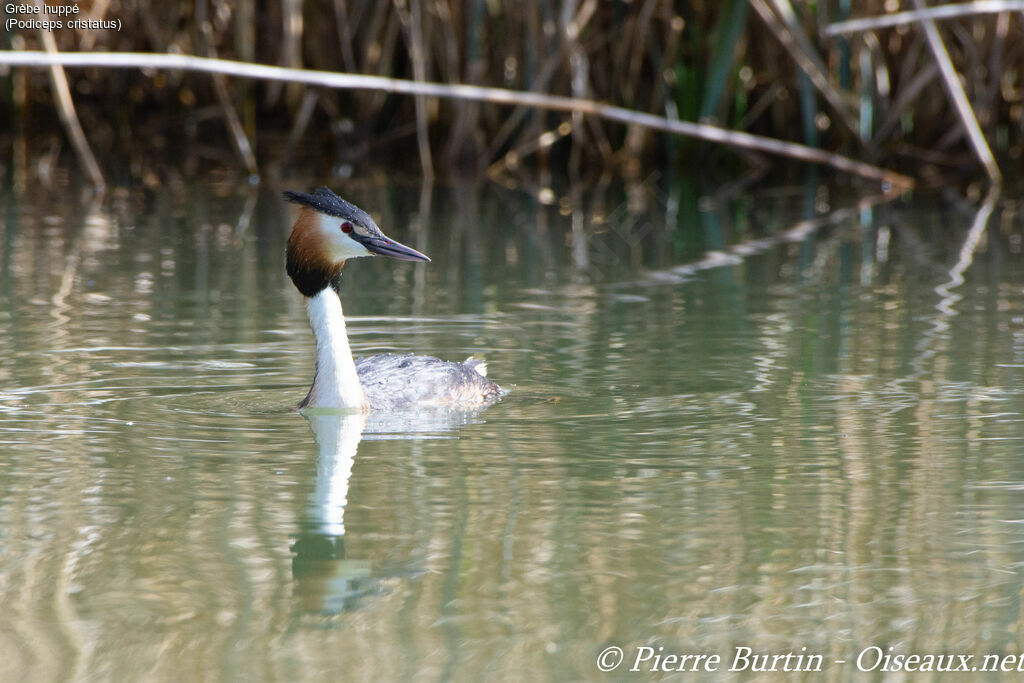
(284, 187, 430, 297)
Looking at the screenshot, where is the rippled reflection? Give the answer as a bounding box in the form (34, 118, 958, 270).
(291, 409, 492, 616)
(1, 179, 1024, 679)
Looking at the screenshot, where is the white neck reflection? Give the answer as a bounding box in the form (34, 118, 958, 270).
(305, 411, 367, 536)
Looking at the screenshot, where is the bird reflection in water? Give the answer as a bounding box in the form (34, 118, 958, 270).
(291, 412, 375, 615)
(289, 409, 489, 615)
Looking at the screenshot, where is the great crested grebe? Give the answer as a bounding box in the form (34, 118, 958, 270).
(284, 187, 503, 412)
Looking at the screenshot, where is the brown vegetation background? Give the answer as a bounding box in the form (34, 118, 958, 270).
(1, 1, 1022, 185)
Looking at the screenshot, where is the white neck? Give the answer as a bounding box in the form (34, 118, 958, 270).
(303, 288, 367, 411)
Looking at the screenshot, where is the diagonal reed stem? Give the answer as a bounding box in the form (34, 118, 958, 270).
(33, 4, 105, 190)
(911, 0, 1001, 183)
(826, 0, 1024, 36)
(750, 0, 865, 146)
(0, 50, 915, 189)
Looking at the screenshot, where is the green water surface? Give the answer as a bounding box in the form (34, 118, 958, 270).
(2, 179, 1023, 680)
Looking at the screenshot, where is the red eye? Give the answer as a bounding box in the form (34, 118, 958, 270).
(341, 222, 353, 233)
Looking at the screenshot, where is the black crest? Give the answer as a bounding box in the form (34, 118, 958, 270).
(283, 187, 375, 227)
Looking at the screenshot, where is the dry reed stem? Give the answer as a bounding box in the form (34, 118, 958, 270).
(284, 88, 319, 165)
(911, 0, 1002, 183)
(873, 62, 938, 144)
(33, 3, 105, 190)
(0, 50, 915, 188)
(332, 0, 359, 73)
(396, 0, 434, 180)
(750, 0, 864, 146)
(198, 3, 259, 176)
(825, 0, 1024, 35)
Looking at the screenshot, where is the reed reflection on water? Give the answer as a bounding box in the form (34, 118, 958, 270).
(1, 179, 1024, 680)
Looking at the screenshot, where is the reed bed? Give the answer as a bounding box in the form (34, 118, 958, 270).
(1, 1, 1021, 188)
